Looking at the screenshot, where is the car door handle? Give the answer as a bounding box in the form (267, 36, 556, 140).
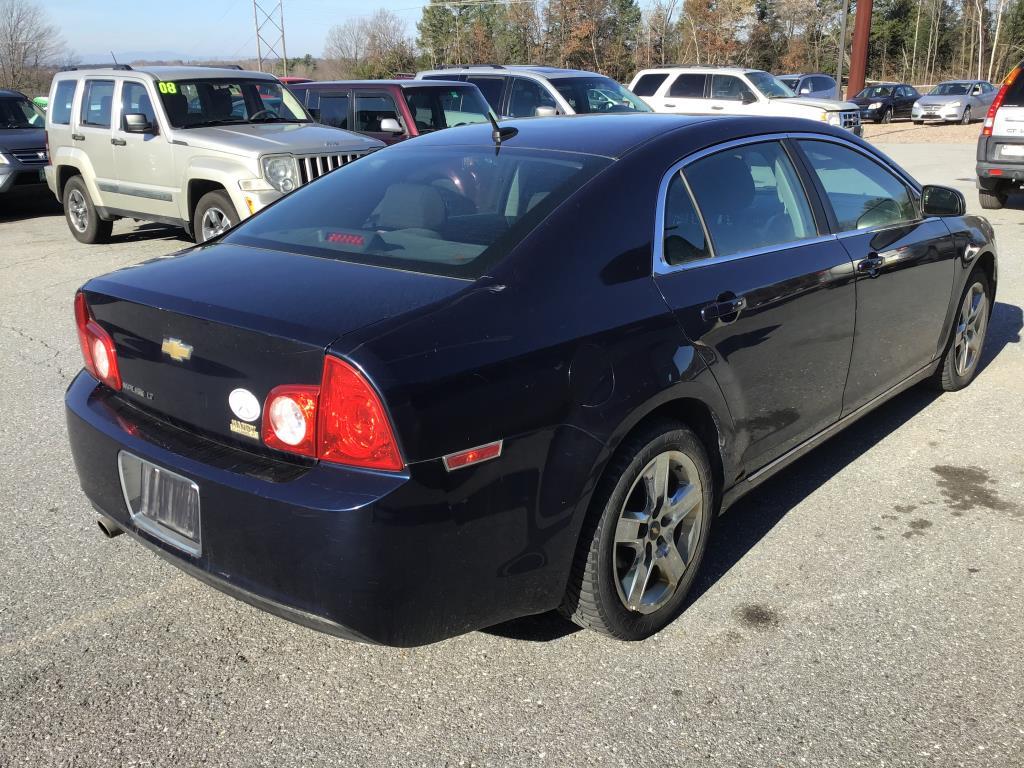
(71, 133, 85, 141)
(111, 138, 126, 146)
(663, 103, 676, 108)
(857, 254, 884, 277)
(701, 295, 747, 321)
(711, 105, 725, 111)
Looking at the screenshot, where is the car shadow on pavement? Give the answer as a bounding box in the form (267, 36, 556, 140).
(0, 191, 61, 223)
(109, 222, 191, 244)
(486, 301, 1022, 644)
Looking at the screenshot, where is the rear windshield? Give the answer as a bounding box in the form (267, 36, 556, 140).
(225, 145, 611, 279)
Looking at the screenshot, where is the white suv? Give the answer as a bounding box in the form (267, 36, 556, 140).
(629, 67, 862, 135)
(976, 61, 1024, 209)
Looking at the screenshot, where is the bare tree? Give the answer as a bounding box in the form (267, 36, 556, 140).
(0, 0, 65, 91)
(323, 18, 370, 77)
(323, 10, 413, 79)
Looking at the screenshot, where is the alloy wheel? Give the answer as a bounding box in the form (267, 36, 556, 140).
(200, 207, 231, 241)
(613, 451, 704, 615)
(954, 282, 988, 377)
(68, 189, 89, 233)
(962, 107, 972, 125)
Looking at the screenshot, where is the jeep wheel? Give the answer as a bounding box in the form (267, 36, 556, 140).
(194, 190, 239, 244)
(63, 176, 112, 244)
(979, 188, 1006, 210)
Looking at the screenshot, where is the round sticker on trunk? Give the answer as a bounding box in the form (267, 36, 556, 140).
(228, 388, 261, 422)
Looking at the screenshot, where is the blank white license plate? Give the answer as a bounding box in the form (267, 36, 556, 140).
(999, 145, 1024, 157)
(118, 451, 201, 555)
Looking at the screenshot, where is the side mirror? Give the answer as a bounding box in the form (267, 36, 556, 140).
(379, 117, 403, 134)
(534, 106, 558, 117)
(921, 185, 966, 217)
(800, 87, 812, 95)
(122, 113, 154, 134)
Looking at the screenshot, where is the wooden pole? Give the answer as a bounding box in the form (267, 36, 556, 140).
(847, 0, 874, 96)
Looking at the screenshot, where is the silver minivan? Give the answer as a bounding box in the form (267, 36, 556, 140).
(45, 65, 381, 243)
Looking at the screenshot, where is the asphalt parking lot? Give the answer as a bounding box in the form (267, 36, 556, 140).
(1, 142, 1022, 767)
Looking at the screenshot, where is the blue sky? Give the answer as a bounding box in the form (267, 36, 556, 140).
(40, 0, 426, 61)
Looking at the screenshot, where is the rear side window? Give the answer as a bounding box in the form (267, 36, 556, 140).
(466, 77, 504, 111)
(669, 74, 706, 98)
(50, 80, 78, 125)
(81, 80, 114, 128)
(662, 173, 709, 265)
(798, 140, 917, 231)
(224, 146, 611, 279)
(319, 93, 350, 129)
(355, 93, 400, 132)
(685, 141, 816, 258)
(633, 73, 668, 97)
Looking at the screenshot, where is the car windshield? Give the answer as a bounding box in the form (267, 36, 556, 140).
(0, 97, 44, 128)
(403, 86, 493, 132)
(156, 78, 309, 128)
(747, 71, 796, 99)
(552, 77, 652, 113)
(857, 86, 895, 99)
(225, 145, 611, 279)
(930, 82, 970, 96)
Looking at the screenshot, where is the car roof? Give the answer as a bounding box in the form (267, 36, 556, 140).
(419, 65, 605, 79)
(778, 73, 832, 78)
(304, 79, 470, 88)
(56, 65, 278, 81)
(636, 66, 759, 74)
(0, 89, 28, 98)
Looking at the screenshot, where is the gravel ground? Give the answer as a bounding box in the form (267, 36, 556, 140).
(861, 120, 984, 143)
(0, 144, 1022, 767)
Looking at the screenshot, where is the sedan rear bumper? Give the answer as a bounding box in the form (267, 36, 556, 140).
(66, 372, 574, 646)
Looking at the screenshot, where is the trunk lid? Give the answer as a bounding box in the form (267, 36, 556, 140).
(84, 242, 467, 449)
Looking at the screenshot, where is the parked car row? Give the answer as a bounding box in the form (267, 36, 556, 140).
(0, 88, 48, 195)
(844, 80, 998, 124)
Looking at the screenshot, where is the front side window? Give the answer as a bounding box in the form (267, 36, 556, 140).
(710, 75, 755, 102)
(662, 173, 709, 266)
(120, 82, 156, 126)
(798, 140, 917, 231)
(318, 93, 350, 129)
(684, 142, 816, 258)
(0, 96, 43, 128)
(552, 77, 651, 113)
(507, 78, 558, 117)
(81, 80, 114, 127)
(633, 73, 668, 97)
(403, 86, 491, 132)
(50, 80, 77, 125)
(157, 78, 308, 128)
(354, 93, 401, 133)
(669, 73, 707, 98)
(224, 146, 611, 279)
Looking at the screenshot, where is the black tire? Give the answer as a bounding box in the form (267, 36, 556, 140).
(979, 188, 1006, 210)
(560, 420, 715, 640)
(961, 107, 972, 125)
(931, 269, 992, 392)
(913, 120, 924, 125)
(880, 108, 892, 124)
(193, 189, 239, 244)
(62, 176, 112, 244)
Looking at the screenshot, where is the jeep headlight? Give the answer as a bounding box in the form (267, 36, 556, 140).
(261, 154, 299, 193)
(827, 113, 843, 127)
(869, 102, 882, 109)
(0, 152, 9, 166)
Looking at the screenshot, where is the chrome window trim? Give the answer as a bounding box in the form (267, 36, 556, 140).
(653, 131, 925, 276)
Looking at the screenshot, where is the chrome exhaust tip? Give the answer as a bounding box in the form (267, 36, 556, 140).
(97, 516, 124, 539)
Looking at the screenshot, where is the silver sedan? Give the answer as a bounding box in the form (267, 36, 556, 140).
(912, 80, 998, 124)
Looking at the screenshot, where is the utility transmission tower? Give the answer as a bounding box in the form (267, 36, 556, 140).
(252, 0, 289, 76)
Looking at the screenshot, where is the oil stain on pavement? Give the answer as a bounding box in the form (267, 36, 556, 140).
(902, 519, 934, 539)
(737, 604, 780, 629)
(931, 465, 1021, 517)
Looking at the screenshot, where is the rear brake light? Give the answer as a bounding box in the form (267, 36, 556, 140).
(261, 357, 403, 471)
(318, 356, 403, 471)
(984, 67, 1020, 136)
(74, 291, 121, 391)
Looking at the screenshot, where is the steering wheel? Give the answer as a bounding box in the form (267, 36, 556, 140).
(249, 108, 280, 121)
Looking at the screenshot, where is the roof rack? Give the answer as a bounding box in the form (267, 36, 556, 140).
(438, 64, 506, 70)
(61, 64, 133, 71)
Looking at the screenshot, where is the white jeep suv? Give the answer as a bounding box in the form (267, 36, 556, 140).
(629, 67, 862, 135)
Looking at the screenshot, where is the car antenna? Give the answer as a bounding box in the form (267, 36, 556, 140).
(486, 111, 517, 148)
(110, 51, 119, 65)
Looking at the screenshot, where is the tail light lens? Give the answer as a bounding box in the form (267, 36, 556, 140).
(984, 66, 1020, 136)
(74, 291, 121, 391)
(261, 356, 403, 471)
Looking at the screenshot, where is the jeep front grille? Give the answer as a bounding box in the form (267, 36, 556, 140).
(840, 111, 861, 130)
(10, 147, 47, 165)
(296, 153, 365, 186)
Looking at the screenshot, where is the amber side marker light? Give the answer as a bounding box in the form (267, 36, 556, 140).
(983, 66, 1021, 137)
(443, 440, 503, 472)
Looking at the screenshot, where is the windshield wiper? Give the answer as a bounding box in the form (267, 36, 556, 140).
(251, 117, 306, 123)
(182, 119, 248, 128)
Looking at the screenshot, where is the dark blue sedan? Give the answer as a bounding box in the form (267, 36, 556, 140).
(67, 114, 997, 646)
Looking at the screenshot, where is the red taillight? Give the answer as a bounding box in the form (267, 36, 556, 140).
(261, 357, 403, 471)
(74, 291, 121, 391)
(984, 67, 1020, 136)
(318, 356, 403, 471)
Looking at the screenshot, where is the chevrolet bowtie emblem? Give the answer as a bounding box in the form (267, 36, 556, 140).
(161, 337, 193, 362)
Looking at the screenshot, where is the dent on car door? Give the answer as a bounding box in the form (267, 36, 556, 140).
(653, 139, 857, 471)
(794, 139, 956, 414)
